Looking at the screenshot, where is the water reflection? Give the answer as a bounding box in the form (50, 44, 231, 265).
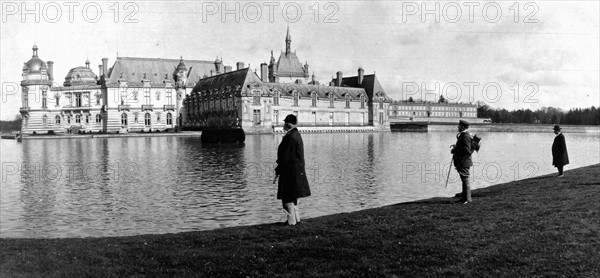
(1, 130, 599, 238)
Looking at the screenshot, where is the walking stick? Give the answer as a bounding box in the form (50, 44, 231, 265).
(445, 155, 453, 188)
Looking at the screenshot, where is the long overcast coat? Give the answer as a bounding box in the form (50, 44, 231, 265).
(453, 131, 473, 168)
(552, 133, 569, 167)
(276, 128, 311, 201)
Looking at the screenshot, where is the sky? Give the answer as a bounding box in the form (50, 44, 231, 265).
(1, 0, 598, 120)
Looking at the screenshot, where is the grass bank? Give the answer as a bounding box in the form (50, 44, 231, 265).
(1, 165, 599, 277)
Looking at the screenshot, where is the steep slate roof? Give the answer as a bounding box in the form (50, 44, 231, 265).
(191, 68, 262, 94)
(275, 51, 307, 78)
(265, 82, 366, 100)
(105, 57, 222, 87)
(331, 74, 393, 101)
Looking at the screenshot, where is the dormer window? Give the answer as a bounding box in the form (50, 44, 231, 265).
(311, 92, 317, 107)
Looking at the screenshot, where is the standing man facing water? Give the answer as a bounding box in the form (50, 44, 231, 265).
(552, 125, 569, 177)
(275, 114, 311, 225)
(451, 120, 473, 204)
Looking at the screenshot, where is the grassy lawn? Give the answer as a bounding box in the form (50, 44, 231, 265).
(1, 164, 599, 277)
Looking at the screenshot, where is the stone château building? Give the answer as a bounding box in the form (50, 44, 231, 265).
(182, 29, 393, 133)
(18, 44, 231, 134)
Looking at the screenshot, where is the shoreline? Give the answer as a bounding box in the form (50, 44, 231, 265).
(2, 123, 599, 140)
(1, 164, 598, 277)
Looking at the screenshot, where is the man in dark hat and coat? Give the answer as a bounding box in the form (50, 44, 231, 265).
(552, 125, 569, 177)
(275, 114, 311, 225)
(451, 120, 473, 204)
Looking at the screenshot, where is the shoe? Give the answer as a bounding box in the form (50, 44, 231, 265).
(557, 174, 564, 178)
(462, 200, 470, 204)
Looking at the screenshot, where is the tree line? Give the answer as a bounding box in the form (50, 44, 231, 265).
(477, 104, 600, 125)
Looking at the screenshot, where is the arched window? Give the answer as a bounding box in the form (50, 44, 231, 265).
(42, 115, 47, 125)
(167, 112, 173, 126)
(121, 113, 128, 126)
(75, 114, 81, 123)
(95, 114, 102, 123)
(145, 113, 151, 126)
(55, 115, 61, 124)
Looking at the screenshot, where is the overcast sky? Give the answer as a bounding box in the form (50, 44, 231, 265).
(1, 0, 598, 120)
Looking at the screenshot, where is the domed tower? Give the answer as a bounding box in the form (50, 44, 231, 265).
(63, 60, 98, 87)
(214, 57, 222, 74)
(173, 56, 188, 87)
(20, 44, 53, 133)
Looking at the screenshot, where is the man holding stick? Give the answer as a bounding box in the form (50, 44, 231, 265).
(274, 114, 311, 225)
(451, 120, 473, 204)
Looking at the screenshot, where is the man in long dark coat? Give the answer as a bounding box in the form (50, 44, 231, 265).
(275, 114, 311, 225)
(552, 125, 569, 177)
(451, 120, 473, 204)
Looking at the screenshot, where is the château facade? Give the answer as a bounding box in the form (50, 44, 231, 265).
(18, 44, 231, 134)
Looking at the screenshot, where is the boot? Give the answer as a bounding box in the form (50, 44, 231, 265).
(461, 177, 472, 203)
(294, 204, 301, 224)
(283, 203, 297, 225)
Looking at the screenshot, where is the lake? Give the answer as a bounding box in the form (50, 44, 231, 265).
(1, 129, 599, 238)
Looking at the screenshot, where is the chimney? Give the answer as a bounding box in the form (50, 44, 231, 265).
(98, 65, 104, 79)
(358, 67, 364, 86)
(102, 58, 108, 77)
(236, 62, 244, 70)
(47, 61, 54, 81)
(336, 71, 343, 87)
(224, 66, 232, 73)
(260, 63, 268, 82)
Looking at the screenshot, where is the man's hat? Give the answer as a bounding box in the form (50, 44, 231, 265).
(553, 125, 561, 131)
(284, 114, 297, 125)
(459, 120, 470, 127)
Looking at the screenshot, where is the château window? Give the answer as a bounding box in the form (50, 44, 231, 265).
(166, 89, 172, 105)
(329, 93, 334, 108)
(311, 92, 317, 107)
(156, 91, 161, 101)
(67, 116, 71, 124)
(96, 114, 102, 123)
(121, 113, 128, 126)
(55, 115, 61, 124)
(293, 91, 299, 106)
(253, 109, 261, 125)
(55, 94, 60, 106)
(345, 94, 350, 108)
(75, 93, 82, 107)
(253, 89, 261, 105)
(166, 113, 172, 126)
(145, 113, 151, 126)
(75, 115, 81, 123)
(360, 95, 365, 109)
(273, 90, 279, 106)
(42, 90, 47, 108)
(85, 115, 89, 124)
(157, 113, 161, 123)
(42, 115, 47, 125)
(120, 88, 127, 105)
(144, 88, 151, 105)
(379, 98, 384, 109)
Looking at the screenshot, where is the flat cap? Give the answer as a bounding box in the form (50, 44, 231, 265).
(459, 119, 470, 126)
